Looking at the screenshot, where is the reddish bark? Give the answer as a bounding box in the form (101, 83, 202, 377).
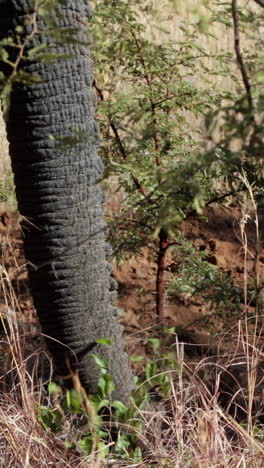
(156, 228, 169, 322)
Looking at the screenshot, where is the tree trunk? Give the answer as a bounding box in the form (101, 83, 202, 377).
(0, 0, 133, 402)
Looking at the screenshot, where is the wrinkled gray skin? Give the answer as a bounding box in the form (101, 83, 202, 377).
(0, 0, 134, 402)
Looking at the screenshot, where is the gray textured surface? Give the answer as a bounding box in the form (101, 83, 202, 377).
(0, 0, 133, 401)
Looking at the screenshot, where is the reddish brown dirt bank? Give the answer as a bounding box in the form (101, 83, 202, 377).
(116, 206, 264, 334)
(1, 205, 263, 339)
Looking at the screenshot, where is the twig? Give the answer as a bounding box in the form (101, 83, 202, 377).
(253, 0, 264, 7)
(93, 79, 146, 195)
(185, 188, 243, 220)
(231, 0, 254, 112)
(156, 229, 169, 323)
(129, 28, 161, 168)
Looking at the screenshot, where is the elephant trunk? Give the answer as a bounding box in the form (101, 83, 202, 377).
(0, 0, 133, 402)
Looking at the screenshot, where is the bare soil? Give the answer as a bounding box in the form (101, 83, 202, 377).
(116, 205, 263, 327)
(1, 205, 263, 340)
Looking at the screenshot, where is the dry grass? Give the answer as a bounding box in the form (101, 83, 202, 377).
(0, 396, 83, 467)
(0, 109, 9, 174)
(0, 246, 263, 467)
(0, 259, 86, 466)
(0, 327, 263, 467)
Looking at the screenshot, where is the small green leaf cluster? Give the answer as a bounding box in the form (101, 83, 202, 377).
(37, 337, 182, 462)
(38, 401, 63, 434)
(142, 336, 180, 399)
(0, 173, 16, 209)
(168, 233, 242, 318)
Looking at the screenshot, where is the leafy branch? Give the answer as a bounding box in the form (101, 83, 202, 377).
(92, 0, 243, 322)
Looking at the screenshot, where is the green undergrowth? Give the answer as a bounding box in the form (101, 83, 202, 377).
(36, 332, 264, 466)
(0, 171, 16, 211)
(37, 335, 180, 463)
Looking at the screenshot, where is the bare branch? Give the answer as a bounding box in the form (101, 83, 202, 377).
(231, 0, 254, 111)
(253, 0, 264, 7)
(93, 79, 146, 195)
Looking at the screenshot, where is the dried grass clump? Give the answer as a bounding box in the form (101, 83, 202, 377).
(0, 313, 84, 467)
(0, 309, 263, 467)
(0, 243, 88, 467)
(0, 394, 83, 468)
(134, 335, 264, 467)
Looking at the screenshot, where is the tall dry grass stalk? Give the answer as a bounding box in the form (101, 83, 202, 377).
(237, 170, 264, 436)
(0, 108, 9, 176)
(0, 235, 94, 467)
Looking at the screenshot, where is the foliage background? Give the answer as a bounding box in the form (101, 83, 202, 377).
(0, 0, 242, 205)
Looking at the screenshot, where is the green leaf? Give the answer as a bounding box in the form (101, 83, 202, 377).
(15, 70, 42, 85)
(96, 338, 112, 346)
(38, 406, 62, 433)
(15, 25, 24, 33)
(115, 432, 131, 452)
(78, 434, 93, 454)
(92, 354, 109, 372)
(134, 446, 143, 461)
(111, 400, 127, 417)
(65, 389, 84, 413)
(129, 355, 144, 363)
(0, 47, 9, 62)
(255, 70, 264, 84)
(163, 327, 176, 334)
(97, 374, 115, 397)
(145, 360, 158, 381)
(197, 15, 210, 34)
(27, 44, 47, 58)
(145, 338, 160, 351)
(98, 399, 110, 410)
(104, 374, 115, 396)
(48, 382, 61, 393)
(64, 441, 75, 449)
